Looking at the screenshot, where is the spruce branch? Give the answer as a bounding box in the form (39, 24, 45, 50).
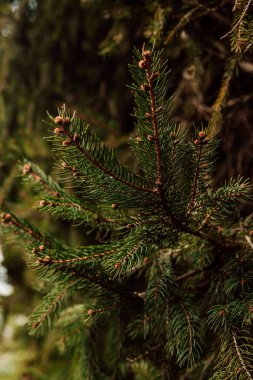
(28, 280, 80, 336)
(221, 0, 253, 40)
(143, 50, 163, 191)
(187, 136, 205, 215)
(22, 160, 62, 197)
(1, 47, 253, 378)
(0, 211, 45, 244)
(52, 113, 154, 196)
(232, 331, 253, 380)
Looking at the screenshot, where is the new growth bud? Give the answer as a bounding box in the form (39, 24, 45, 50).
(138, 60, 146, 69)
(54, 116, 64, 125)
(147, 135, 155, 141)
(23, 163, 32, 174)
(2, 213, 12, 223)
(39, 200, 47, 207)
(140, 84, 150, 91)
(54, 127, 64, 134)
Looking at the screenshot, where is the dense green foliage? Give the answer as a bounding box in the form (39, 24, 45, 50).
(1, 48, 253, 379)
(1, 1, 253, 379)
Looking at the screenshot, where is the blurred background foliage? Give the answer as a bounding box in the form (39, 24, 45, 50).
(0, 0, 253, 378)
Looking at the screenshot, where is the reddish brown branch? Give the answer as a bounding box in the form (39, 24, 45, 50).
(62, 131, 154, 194)
(187, 143, 203, 216)
(146, 62, 163, 191)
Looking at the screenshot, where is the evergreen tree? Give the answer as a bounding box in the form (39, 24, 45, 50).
(1, 48, 253, 379)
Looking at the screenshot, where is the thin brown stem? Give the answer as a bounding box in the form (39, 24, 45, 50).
(187, 143, 203, 216)
(115, 240, 144, 268)
(232, 331, 253, 380)
(146, 63, 163, 190)
(30, 172, 60, 197)
(40, 249, 117, 264)
(221, 0, 253, 40)
(176, 269, 202, 282)
(31, 280, 77, 330)
(9, 218, 43, 242)
(180, 303, 193, 357)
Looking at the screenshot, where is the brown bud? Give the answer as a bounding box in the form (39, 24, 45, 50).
(218, 310, 225, 316)
(114, 263, 121, 268)
(194, 139, 201, 145)
(23, 163, 32, 174)
(39, 245, 45, 251)
(147, 135, 155, 141)
(64, 117, 70, 126)
(135, 136, 143, 142)
(142, 50, 151, 59)
(145, 112, 151, 118)
(126, 223, 134, 229)
(199, 131, 205, 139)
(32, 248, 37, 254)
(54, 127, 64, 134)
(249, 230, 253, 236)
(2, 213, 12, 223)
(140, 84, 150, 91)
(138, 60, 146, 69)
(143, 257, 149, 263)
(87, 309, 94, 316)
(62, 162, 68, 168)
(170, 132, 177, 139)
(32, 322, 39, 329)
(111, 203, 118, 209)
(39, 200, 47, 207)
(54, 116, 64, 125)
(40, 255, 51, 263)
(62, 140, 71, 146)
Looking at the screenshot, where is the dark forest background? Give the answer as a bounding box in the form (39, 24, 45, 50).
(0, 1, 253, 379)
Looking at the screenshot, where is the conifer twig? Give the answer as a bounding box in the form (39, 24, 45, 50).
(180, 303, 193, 358)
(145, 55, 163, 191)
(1, 213, 45, 243)
(115, 240, 144, 268)
(187, 142, 203, 216)
(232, 331, 253, 380)
(23, 163, 60, 197)
(221, 0, 253, 40)
(31, 280, 77, 330)
(63, 129, 154, 194)
(39, 248, 117, 264)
